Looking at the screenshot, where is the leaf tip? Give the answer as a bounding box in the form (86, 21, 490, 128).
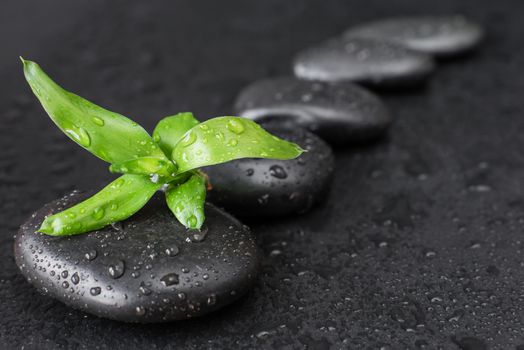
(37, 218, 58, 236)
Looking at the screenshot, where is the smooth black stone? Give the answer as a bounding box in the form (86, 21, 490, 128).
(293, 37, 435, 87)
(234, 77, 392, 144)
(344, 15, 484, 57)
(14, 192, 260, 323)
(204, 124, 334, 217)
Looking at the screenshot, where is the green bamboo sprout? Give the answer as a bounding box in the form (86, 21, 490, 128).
(22, 58, 304, 235)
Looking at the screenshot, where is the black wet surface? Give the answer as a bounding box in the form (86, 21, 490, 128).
(1, 0, 524, 349)
(15, 192, 260, 323)
(205, 124, 334, 217)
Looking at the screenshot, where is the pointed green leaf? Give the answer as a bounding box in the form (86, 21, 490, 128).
(153, 112, 200, 157)
(21, 59, 167, 163)
(165, 172, 206, 229)
(39, 174, 161, 236)
(109, 157, 177, 182)
(171, 117, 304, 173)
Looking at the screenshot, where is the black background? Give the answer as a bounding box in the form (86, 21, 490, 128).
(1, 0, 523, 349)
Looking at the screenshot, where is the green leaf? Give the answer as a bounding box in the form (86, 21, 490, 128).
(39, 174, 161, 236)
(109, 157, 177, 182)
(165, 172, 206, 229)
(171, 117, 304, 173)
(153, 112, 200, 157)
(21, 59, 167, 163)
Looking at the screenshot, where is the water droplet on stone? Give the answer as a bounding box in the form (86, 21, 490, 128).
(160, 273, 179, 286)
(165, 245, 179, 257)
(189, 226, 208, 242)
(269, 165, 287, 179)
(139, 283, 152, 295)
(108, 260, 125, 279)
(90, 287, 101, 296)
(85, 250, 97, 261)
(207, 294, 217, 305)
(135, 306, 146, 316)
(71, 272, 80, 285)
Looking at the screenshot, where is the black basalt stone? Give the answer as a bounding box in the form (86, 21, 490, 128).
(344, 15, 484, 57)
(234, 77, 392, 144)
(293, 37, 435, 87)
(203, 124, 334, 217)
(14, 192, 260, 323)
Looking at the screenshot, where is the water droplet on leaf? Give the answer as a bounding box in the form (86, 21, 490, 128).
(92, 117, 105, 126)
(226, 119, 245, 134)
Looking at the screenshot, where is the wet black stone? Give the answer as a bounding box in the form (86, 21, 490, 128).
(14, 192, 260, 323)
(203, 124, 334, 217)
(345, 15, 483, 57)
(293, 37, 435, 87)
(234, 77, 391, 144)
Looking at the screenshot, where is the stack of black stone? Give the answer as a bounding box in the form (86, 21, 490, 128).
(207, 14, 483, 218)
(15, 15, 484, 323)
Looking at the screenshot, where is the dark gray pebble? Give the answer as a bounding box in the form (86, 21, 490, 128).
(234, 77, 391, 143)
(345, 15, 483, 57)
(204, 124, 334, 217)
(15, 192, 260, 323)
(293, 37, 435, 87)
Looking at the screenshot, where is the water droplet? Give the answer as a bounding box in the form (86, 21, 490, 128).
(92, 117, 105, 126)
(139, 283, 152, 295)
(108, 260, 125, 279)
(301, 93, 313, 102)
(90, 287, 101, 296)
(85, 250, 97, 261)
(226, 119, 245, 134)
(215, 132, 225, 141)
(62, 281, 69, 289)
(160, 273, 179, 286)
(187, 216, 198, 228)
(92, 207, 105, 220)
(258, 194, 269, 205)
(269, 165, 287, 179)
(246, 168, 254, 176)
(153, 134, 160, 142)
(207, 294, 217, 306)
(150, 173, 160, 183)
(71, 272, 80, 285)
(113, 178, 125, 188)
(189, 226, 208, 242)
(165, 246, 179, 257)
(135, 306, 146, 316)
(180, 131, 197, 147)
(174, 203, 185, 213)
(61, 270, 69, 278)
(227, 139, 238, 147)
(65, 125, 91, 147)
